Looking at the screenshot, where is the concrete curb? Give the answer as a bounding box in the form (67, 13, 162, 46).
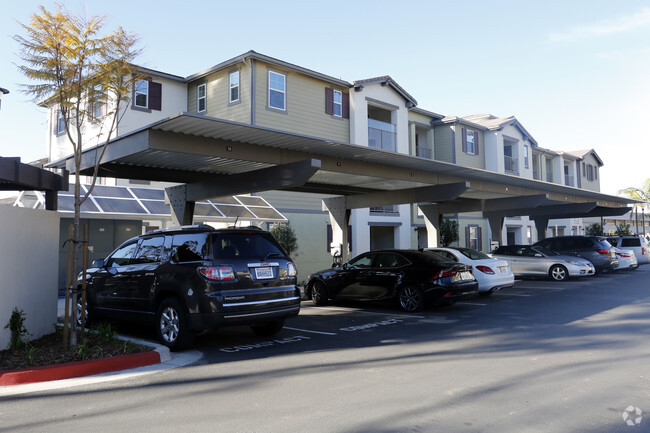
(0, 335, 172, 387)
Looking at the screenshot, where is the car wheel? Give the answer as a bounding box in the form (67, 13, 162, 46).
(398, 285, 424, 312)
(311, 280, 329, 306)
(76, 298, 94, 328)
(549, 265, 568, 281)
(251, 320, 284, 337)
(156, 298, 193, 351)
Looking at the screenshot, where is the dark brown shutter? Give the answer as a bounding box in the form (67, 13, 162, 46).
(475, 132, 480, 155)
(149, 81, 162, 111)
(342, 92, 350, 119)
(325, 88, 333, 115)
(461, 128, 467, 153)
(477, 227, 483, 251)
(465, 226, 470, 248)
(327, 224, 332, 252)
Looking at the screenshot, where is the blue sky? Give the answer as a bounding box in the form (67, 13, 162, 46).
(1, 0, 649, 195)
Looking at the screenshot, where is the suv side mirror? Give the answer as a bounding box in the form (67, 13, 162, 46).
(92, 259, 105, 268)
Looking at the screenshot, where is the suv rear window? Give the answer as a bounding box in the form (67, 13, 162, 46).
(212, 232, 285, 259)
(621, 238, 641, 247)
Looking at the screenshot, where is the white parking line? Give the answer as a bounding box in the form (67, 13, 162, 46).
(283, 326, 337, 336)
(497, 293, 531, 297)
(459, 302, 487, 306)
(517, 286, 565, 291)
(306, 305, 425, 319)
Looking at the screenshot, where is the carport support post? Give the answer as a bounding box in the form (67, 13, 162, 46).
(487, 214, 505, 246)
(532, 217, 549, 242)
(323, 197, 351, 263)
(418, 205, 441, 248)
(165, 184, 196, 226)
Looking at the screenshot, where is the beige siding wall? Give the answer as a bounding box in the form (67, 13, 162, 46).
(455, 127, 485, 170)
(580, 154, 602, 192)
(408, 111, 433, 124)
(434, 125, 454, 163)
(187, 67, 251, 124)
(253, 61, 349, 143)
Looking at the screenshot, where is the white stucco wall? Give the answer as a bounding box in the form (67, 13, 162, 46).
(0, 206, 60, 349)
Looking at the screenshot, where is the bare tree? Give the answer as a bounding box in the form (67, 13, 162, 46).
(15, 4, 141, 347)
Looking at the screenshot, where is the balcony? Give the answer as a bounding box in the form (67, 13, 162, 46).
(564, 175, 574, 186)
(504, 155, 519, 175)
(370, 205, 399, 215)
(368, 119, 396, 152)
(416, 146, 432, 159)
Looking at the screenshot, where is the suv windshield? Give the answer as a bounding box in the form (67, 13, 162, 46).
(212, 232, 286, 259)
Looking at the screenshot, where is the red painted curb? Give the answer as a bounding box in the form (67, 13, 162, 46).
(0, 350, 161, 386)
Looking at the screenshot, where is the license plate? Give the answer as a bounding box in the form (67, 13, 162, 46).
(498, 266, 508, 273)
(457, 271, 473, 281)
(254, 267, 274, 279)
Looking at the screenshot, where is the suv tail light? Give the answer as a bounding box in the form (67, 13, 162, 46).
(595, 249, 610, 255)
(618, 251, 631, 258)
(288, 262, 297, 277)
(476, 265, 495, 275)
(198, 266, 235, 281)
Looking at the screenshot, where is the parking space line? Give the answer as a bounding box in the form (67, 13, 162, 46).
(283, 326, 337, 336)
(306, 305, 425, 319)
(459, 302, 487, 306)
(517, 286, 565, 290)
(497, 293, 530, 297)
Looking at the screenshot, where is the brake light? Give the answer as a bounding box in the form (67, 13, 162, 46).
(643, 247, 646, 256)
(618, 252, 631, 258)
(476, 265, 495, 275)
(432, 269, 457, 280)
(595, 249, 610, 255)
(288, 262, 297, 277)
(198, 266, 235, 280)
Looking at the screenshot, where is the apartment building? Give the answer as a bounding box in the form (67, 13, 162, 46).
(41, 50, 612, 278)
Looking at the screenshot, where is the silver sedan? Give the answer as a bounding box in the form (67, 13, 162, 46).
(491, 245, 595, 281)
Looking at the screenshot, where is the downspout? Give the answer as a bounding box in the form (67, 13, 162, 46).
(242, 56, 255, 126)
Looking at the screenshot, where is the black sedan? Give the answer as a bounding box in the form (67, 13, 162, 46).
(305, 249, 479, 312)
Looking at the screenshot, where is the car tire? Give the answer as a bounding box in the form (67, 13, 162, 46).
(398, 285, 424, 312)
(311, 280, 329, 306)
(251, 320, 284, 337)
(478, 290, 493, 297)
(549, 264, 568, 281)
(156, 298, 193, 351)
(76, 298, 95, 329)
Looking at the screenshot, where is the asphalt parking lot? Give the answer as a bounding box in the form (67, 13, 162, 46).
(3, 266, 649, 433)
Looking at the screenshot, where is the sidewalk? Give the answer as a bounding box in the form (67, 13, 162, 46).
(0, 298, 202, 396)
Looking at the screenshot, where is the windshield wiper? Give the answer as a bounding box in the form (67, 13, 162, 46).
(263, 252, 283, 261)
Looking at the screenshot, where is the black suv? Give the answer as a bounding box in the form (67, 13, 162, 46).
(533, 235, 618, 273)
(81, 225, 301, 350)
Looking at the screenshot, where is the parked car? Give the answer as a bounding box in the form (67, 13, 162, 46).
(605, 236, 649, 265)
(426, 247, 514, 296)
(305, 249, 479, 312)
(612, 247, 638, 270)
(79, 224, 301, 350)
(491, 245, 595, 281)
(532, 236, 618, 273)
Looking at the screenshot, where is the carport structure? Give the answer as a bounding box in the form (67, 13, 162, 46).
(49, 113, 635, 261)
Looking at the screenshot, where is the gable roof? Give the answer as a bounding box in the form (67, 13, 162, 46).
(564, 149, 604, 166)
(461, 114, 538, 146)
(187, 50, 351, 88)
(352, 76, 418, 108)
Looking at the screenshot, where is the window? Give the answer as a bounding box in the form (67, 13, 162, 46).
(105, 241, 138, 267)
(135, 79, 149, 108)
(172, 234, 209, 262)
(462, 128, 479, 155)
(197, 83, 206, 112)
(524, 145, 529, 168)
(90, 84, 104, 120)
(55, 110, 66, 135)
(466, 226, 482, 250)
(229, 71, 240, 103)
(587, 164, 594, 181)
(133, 79, 161, 111)
(133, 237, 164, 264)
(268, 71, 286, 110)
(348, 253, 374, 268)
(325, 88, 349, 118)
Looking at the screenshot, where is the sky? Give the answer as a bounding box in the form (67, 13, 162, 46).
(1, 0, 649, 196)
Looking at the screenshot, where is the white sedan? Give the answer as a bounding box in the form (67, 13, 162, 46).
(427, 247, 514, 296)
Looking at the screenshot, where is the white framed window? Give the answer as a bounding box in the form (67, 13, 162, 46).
(466, 130, 475, 154)
(333, 90, 342, 117)
(268, 71, 286, 110)
(229, 71, 240, 103)
(197, 83, 206, 112)
(524, 145, 529, 168)
(55, 109, 66, 135)
(134, 79, 149, 108)
(91, 84, 104, 119)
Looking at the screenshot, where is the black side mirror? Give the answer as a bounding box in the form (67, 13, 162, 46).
(92, 259, 105, 268)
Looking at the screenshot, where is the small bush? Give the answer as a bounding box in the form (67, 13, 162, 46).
(4, 307, 30, 352)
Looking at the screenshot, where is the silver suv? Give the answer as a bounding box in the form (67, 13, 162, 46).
(606, 236, 649, 265)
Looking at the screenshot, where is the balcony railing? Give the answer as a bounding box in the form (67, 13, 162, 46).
(416, 146, 432, 159)
(370, 205, 399, 215)
(564, 175, 574, 186)
(368, 119, 396, 152)
(504, 155, 518, 175)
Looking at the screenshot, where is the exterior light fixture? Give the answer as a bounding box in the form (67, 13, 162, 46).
(0, 87, 9, 110)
